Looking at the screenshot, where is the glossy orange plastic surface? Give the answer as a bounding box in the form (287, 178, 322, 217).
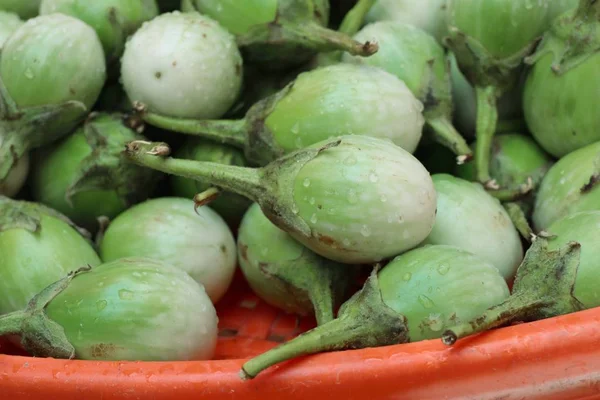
(2, 272, 600, 400)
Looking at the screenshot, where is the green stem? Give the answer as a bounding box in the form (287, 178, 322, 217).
(475, 85, 500, 185)
(441, 294, 548, 345)
(283, 21, 378, 57)
(504, 202, 534, 241)
(0, 311, 26, 336)
(426, 116, 473, 163)
(124, 141, 265, 202)
(338, 0, 376, 36)
(241, 316, 362, 379)
(142, 113, 247, 149)
(308, 282, 335, 326)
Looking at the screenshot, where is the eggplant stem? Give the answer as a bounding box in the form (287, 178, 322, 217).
(441, 294, 547, 345)
(426, 116, 473, 164)
(504, 202, 534, 241)
(338, 0, 377, 36)
(474, 86, 500, 185)
(124, 141, 264, 202)
(0, 311, 26, 336)
(141, 112, 247, 149)
(488, 177, 534, 202)
(307, 281, 336, 326)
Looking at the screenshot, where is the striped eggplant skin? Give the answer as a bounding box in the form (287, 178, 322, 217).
(533, 141, 600, 232)
(44, 258, 218, 361)
(424, 174, 524, 281)
(379, 245, 510, 342)
(120, 11, 243, 120)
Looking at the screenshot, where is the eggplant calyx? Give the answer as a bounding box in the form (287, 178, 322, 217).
(0, 266, 93, 358)
(240, 267, 409, 380)
(442, 238, 584, 345)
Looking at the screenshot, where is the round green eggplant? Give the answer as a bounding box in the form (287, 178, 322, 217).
(120, 11, 243, 120)
(0, 11, 23, 48)
(0, 197, 101, 314)
(139, 63, 426, 166)
(0, 0, 41, 19)
(30, 113, 159, 232)
(0, 258, 218, 361)
(424, 174, 524, 281)
(240, 244, 510, 379)
(125, 135, 438, 265)
(237, 203, 356, 325)
(40, 0, 159, 69)
(524, 3, 600, 157)
(171, 138, 252, 226)
(100, 197, 237, 304)
(184, 0, 377, 69)
(532, 141, 600, 231)
(343, 21, 471, 160)
(0, 14, 106, 189)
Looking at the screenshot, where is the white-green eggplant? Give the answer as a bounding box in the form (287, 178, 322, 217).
(125, 135, 438, 264)
(424, 174, 524, 281)
(0, 11, 22, 48)
(99, 197, 237, 304)
(343, 21, 471, 162)
(120, 11, 243, 120)
(238, 203, 356, 325)
(0, 14, 106, 195)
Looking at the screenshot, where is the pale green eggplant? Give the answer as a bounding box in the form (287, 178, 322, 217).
(0, 259, 218, 361)
(0, 11, 23, 48)
(124, 135, 438, 264)
(241, 245, 509, 379)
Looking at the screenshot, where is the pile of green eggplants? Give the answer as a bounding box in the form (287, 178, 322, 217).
(1, 0, 600, 381)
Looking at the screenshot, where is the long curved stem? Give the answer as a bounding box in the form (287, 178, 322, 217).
(475, 85, 500, 185)
(308, 281, 336, 326)
(142, 113, 247, 149)
(426, 116, 473, 164)
(504, 202, 534, 241)
(124, 141, 264, 202)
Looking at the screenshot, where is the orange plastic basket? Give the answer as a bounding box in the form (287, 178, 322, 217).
(2, 270, 600, 400)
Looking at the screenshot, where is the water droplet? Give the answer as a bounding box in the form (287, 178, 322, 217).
(96, 300, 107, 311)
(403, 231, 410, 239)
(360, 225, 371, 237)
(437, 264, 450, 275)
(369, 171, 379, 183)
(291, 122, 300, 134)
(261, 247, 269, 256)
(132, 272, 142, 278)
(303, 178, 311, 187)
(418, 295, 434, 309)
(327, 208, 336, 215)
(387, 215, 394, 223)
(309, 197, 315, 205)
(342, 238, 351, 246)
(428, 286, 433, 293)
(118, 289, 134, 300)
(98, 282, 104, 287)
(347, 189, 358, 204)
(310, 213, 318, 224)
(380, 194, 387, 203)
(560, 178, 566, 185)
(344, 155, 357, 166)
(402, 272, 412, 281)
(291, 203, 299, 214)
(24, 68, 34, 79)
(295, 136, 303, 149)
